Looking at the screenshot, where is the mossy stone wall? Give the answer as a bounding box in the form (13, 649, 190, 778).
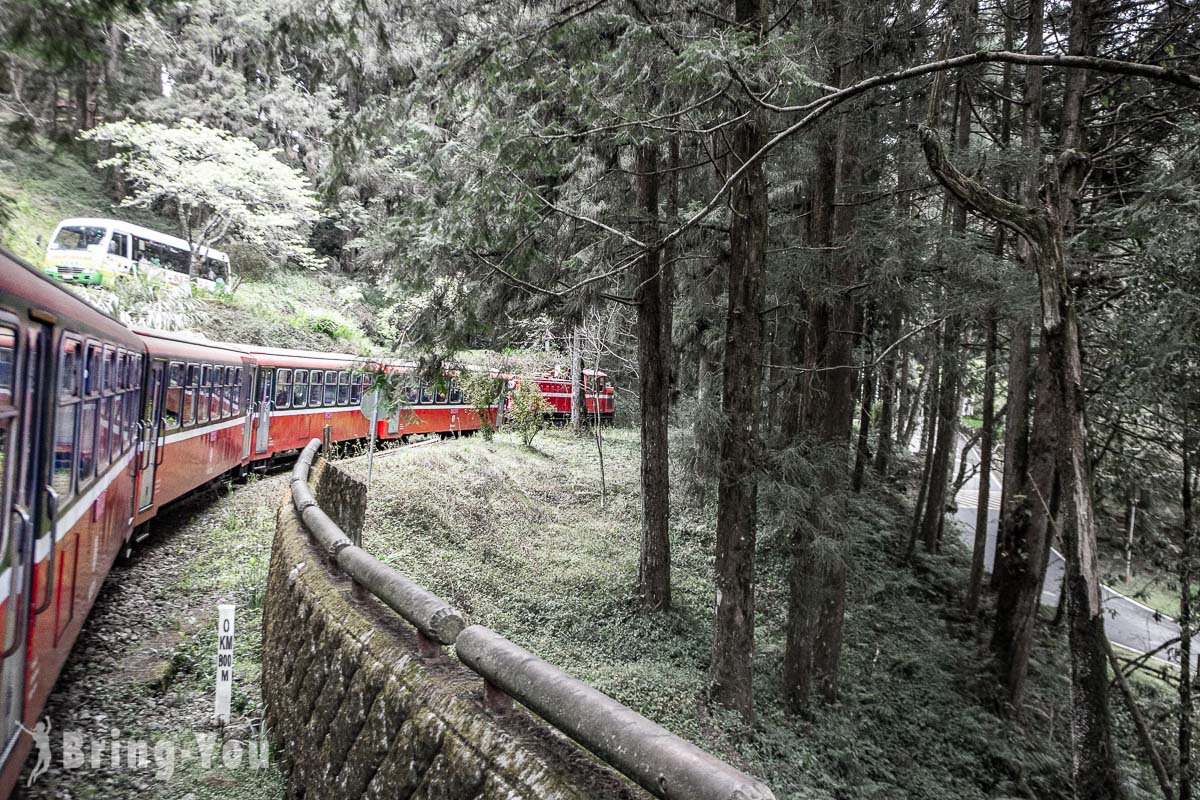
(263, 460, 644, 799)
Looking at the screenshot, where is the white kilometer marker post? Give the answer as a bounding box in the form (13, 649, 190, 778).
(360, 387, 380, 488)
(215, 604, 235, 724)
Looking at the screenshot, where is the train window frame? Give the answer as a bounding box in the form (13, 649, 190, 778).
(165, 361, 184, 430)
(77, 397, 98, 490)
(350, 374, 365, 405)
(419, 382, 433, 404)
(102, 344, 115, 395)
(183, 363, 199, 427)
(223, 367, 235, 419)
(97, 395, 112, 467)
(84, 341, 101, 397)
(0, 321, 18, 566)
(337, 372, 351, 406)
(53, 335, 83, 499)
(308, 371, 323, 408)
(199, 365, 213, 424)
(449, 379, 463, 405)
(323, 370, 337, 406)
(275, 369, 292, 410)
(115, 350, 127, 391)
(292, 370, 308, 409)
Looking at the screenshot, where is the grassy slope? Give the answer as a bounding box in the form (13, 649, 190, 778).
(0, 138, 379, 355)
(348, 430, 1168, 800)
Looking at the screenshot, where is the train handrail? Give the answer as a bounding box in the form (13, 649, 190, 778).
(34, 487, 59, 615)
(288, 439, 775, 800)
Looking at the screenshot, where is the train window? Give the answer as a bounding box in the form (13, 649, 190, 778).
(275, 369, 292, 409)
(449, 379, 463, 405)
(323, 371, 337, 406)
(293, 370, 308, 408)
(420, 382, 433, 404)
(337, 372, 351, 406)
(434, 382, 448, 404)
(183, 364, 198, 426)
(198, 365, 212, 423)
(78, 400, 97, 487)
(97, 397, 111, 467)
(350, 375, 364, 405)
(309, 371, 323, 407)
(59, 337, 80, 399)
(102, 345, 115, 394)
(112, 392, 125, 455)
(164, 362, 183, 429)
(222, 369, 234, 419)
(52, 406, 75, 497)
(401, 380, 418, 405)
(84, 342, 100, 396)
(115, 351, 126, 391)
(0, 326, 12, 406)
(230, 368, 241, 416)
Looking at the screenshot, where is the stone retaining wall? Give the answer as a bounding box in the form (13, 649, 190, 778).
(262, 457, 645, 800)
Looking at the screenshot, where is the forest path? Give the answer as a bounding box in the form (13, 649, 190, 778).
(951, 434, 1194, 668)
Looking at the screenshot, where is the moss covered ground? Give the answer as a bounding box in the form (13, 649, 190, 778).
(348, 430, 1171, 800)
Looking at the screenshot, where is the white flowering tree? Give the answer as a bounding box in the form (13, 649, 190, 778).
(82, 119, 321, 277)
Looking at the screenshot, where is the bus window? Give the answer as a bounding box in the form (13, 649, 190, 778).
(108, 231, 129, 258)
(183, 364, 198, 426)
(275, 369, 292, 409)
(337, 372, 351, 406)
(293, 370, 308, 408)
(50, 224, 106, 251)
(323, 371, 337, 406)
(309, 371, 323, 407)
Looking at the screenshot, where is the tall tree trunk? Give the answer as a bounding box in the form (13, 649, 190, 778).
(1182, 422, 1196, 800)
(921, 314, 961, 553)
(852, 307, 876, 492)
(635, 142, 671, 612)
(708, 0, 768, 721)
(873, 310, 902, 476)
(570, 328, 583, 433)
(784, 7, 861, 706)
(966, 313, 997, 614)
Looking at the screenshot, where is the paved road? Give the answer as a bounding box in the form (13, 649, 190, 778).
(950, 434, 1195, 668)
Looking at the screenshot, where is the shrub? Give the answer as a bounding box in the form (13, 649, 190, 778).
(459, 369, 504, 442)
(509, 379, 552, 447)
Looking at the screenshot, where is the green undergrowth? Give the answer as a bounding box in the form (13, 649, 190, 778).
(348, 429, 1169, 800)
(0, 133, 379, 354)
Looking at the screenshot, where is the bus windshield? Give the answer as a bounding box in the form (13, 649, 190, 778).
(51, 225, 107, 251)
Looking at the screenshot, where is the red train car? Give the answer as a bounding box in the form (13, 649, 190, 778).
(0, 251, 146, 795)
(525, 370, 615, 423)
(0, 244, 614, 799)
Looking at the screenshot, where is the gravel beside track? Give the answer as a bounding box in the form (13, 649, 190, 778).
(15, 474, 287, 800)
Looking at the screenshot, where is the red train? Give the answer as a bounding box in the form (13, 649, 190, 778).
(0, 246, 613, 797)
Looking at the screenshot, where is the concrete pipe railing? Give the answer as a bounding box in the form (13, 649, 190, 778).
(456, 625, 775, 800)
(288, 439, 775, 800)
(290, 439, 464, 645)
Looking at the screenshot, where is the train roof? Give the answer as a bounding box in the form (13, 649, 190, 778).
(54, 218, 230, 262)
(132, 326, 252, 362)
(0, 246, 143, 348)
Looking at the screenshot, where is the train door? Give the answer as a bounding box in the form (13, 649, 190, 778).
(254, 369, 271, 454)
(137, 360, 165, 511)
(0, 315, 39, 763)
(242, 365, 257, 460)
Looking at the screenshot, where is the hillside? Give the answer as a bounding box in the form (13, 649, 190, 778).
(0, 137, 382, 355)
(345, 432, 1173, 800)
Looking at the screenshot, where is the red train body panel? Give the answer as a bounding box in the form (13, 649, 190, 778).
(0, 246, 614, 799)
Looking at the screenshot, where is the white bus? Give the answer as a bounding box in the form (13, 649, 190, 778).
(43, 217, 231, 290)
